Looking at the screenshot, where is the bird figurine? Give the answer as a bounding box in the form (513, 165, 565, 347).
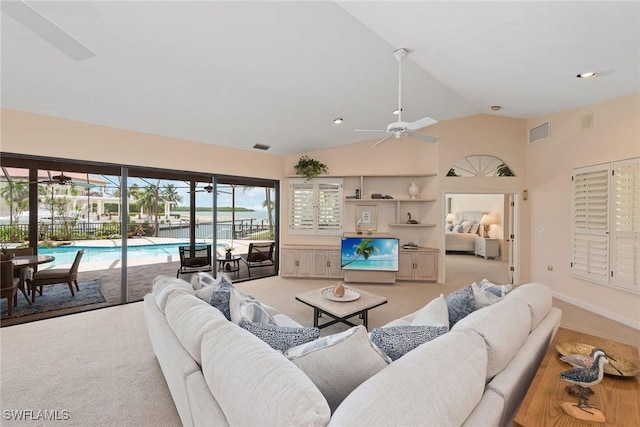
(406, 213, 418, 224)
(559, 348, 609, 414)
(560, 347, 623, 376)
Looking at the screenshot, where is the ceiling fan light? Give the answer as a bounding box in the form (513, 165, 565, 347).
(333, 118, 343, 124)
(393, 108, 402, 115)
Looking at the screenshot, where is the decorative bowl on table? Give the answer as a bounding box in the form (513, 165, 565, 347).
(556, 342, 640, 377)
(321, 286, 360, 302)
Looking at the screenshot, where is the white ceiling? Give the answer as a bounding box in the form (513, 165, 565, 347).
(2, 1, 638, 156)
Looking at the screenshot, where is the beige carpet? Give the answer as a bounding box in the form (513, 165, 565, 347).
(1, 254, 637, 426)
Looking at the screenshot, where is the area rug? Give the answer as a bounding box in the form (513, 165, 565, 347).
(1, 279, 106, 319)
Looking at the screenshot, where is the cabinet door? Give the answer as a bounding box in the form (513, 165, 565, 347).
(396, 252, 415, 280)
(414, 251, 437, 281)
(281, 249, 299, 277)
(312, 251, 329, 277)
(297, 250, 315, 277)
(327, 250, 343, 278)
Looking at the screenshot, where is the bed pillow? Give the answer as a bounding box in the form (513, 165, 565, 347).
(369, 325, 448, 361)
(461, 221, 474, 233)
(445, 285, 476, 327)
(469, 222, 481, 235)
(446, 224, 454, 232)
(453, 224, 464, 233)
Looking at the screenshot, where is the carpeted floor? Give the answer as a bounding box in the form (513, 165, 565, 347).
(0, 279, 105, 319)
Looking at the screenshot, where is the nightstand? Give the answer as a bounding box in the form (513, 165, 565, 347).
(475, 238, 499, 259)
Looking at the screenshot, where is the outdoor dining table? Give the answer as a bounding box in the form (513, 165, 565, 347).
(12, 255, 55, 303)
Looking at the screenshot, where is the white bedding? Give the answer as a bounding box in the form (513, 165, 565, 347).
(445, 211, 485, 252)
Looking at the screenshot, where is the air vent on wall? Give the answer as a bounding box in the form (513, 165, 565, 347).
(529, 122, 549, 143)
(253, 143, 270, 151)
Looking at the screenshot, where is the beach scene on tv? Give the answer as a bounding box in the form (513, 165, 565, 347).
(340, 237, 399, 272)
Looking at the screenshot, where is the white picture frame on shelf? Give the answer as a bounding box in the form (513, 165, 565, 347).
(355, 205, 378, 231)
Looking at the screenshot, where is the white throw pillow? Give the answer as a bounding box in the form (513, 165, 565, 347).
(285, 326, 390, 413)
(471, 282, 502, 309)
(410, 294, 449, 330)
(229, 288, 276, 325)
(461, 220, 473, 233)
(470, 222, 481, 235)
(454, 224, 464, 233)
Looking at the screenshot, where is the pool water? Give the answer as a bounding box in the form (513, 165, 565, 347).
(39, 243, 224, 267)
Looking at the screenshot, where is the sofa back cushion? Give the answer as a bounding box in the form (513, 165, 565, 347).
(452, 297, 531, 380)
(504, 282, 552, 331)
(165, 292, 227, 365)
(201, 321, 330, 426)
(151, 275, 194, 312)
(329, 330, 488, 427)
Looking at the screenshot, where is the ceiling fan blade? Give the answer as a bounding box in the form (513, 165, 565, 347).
(406, 131, 440, 143)
(371, 134, 394, 148)
(407, 116, 437, 131)
(1, 0, 95, 61)
(355, 129, 387, 133)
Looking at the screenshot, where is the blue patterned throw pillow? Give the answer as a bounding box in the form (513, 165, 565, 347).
(446, 285, 476, 327)
(208, 276, 235, 320)
(370, 325, 448, 361)
(479, 279, 512, 297)
(239, 321, 320, 353)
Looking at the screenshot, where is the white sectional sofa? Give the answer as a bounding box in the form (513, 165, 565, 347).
(144, 276, 561, 427)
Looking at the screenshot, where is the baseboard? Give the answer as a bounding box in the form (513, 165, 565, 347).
(552, 291, 640, 331)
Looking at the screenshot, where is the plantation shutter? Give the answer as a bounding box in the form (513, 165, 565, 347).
(289, 178, 343, 235)
(572, 164, 610, 284)
(611, 158, 640, 292)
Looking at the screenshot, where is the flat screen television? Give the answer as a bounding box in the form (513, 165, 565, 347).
(341, 237, 399, 272)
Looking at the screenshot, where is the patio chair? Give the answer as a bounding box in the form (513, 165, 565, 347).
(28, 249, 84, 302)
(1, 260, 20, 316)
(176, 244, 213, 278)
(241, 242, 275, 277)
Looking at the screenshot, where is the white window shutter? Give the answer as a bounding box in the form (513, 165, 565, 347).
(289, 178, 343, 235)
(572, 164, 610, 284)
(611, 158, 640, 293)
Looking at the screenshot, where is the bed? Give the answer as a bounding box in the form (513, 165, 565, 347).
(445, 211, 485, 253)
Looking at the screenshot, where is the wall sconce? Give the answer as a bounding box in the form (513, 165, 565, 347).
(480, 214, 498, 238)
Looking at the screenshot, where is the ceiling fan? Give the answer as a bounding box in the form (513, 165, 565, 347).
(355, 48, 439, 147)
(36, 172, 73, 186)
(189, 184, 214, 194)
(1, 0, 95, 61)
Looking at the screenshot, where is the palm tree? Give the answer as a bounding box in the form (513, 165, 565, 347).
(161, 183, 183, 218)
(0, 180, 29, 225)
(135, 182, 165, 236)
(341, 238, 379, 268)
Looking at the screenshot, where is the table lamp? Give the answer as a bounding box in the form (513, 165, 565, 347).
(480, 214, 498, 238)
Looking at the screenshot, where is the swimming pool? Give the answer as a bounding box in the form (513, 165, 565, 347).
(39, 243, 225, 267)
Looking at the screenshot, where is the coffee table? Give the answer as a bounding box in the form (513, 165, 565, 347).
(295, 286, 387, 330)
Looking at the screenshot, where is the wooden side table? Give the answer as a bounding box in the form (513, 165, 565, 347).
(514, 327, 640, 426)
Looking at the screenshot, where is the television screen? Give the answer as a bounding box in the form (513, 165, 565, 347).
(341, 237, 399, 272)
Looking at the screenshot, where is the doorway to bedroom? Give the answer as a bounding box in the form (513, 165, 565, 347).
(443, 193, 518, 286)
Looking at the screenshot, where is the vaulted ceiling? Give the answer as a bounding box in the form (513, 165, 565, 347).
(2, 1, 638, 155)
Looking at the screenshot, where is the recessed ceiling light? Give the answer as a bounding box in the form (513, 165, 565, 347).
(333, 118, 343, 124)
(491, 105, 502, 111)
(577, 71, 598, 79)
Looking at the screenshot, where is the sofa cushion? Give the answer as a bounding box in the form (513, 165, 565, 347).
(479, 278, 512, 297)
(446, 285, 476, 327)
(191, 271, 219, 290)
(329, 329, 488, 427)
(165, 291, 226, 365)
(410, 293, 449, 329)
(452, 297, 531, 380)
(505, 282, 552, 330)
(201, 321, 330, 426)
(151, 275, 194, 312)
(370, 325, 448, 361)
(239, 321, 319, 352)
(286, 326, 390, 413)
(229, 288, 276, 325)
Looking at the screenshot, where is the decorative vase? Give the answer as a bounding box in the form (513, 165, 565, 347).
(333, 281, 345, 297)
(408, 182, 419, 200)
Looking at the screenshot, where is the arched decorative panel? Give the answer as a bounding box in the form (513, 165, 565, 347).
(447, 155, 515, 177)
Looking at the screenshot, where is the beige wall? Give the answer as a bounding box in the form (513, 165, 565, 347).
(525, 93, 640, 329)
(0, 109, 284, 179)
